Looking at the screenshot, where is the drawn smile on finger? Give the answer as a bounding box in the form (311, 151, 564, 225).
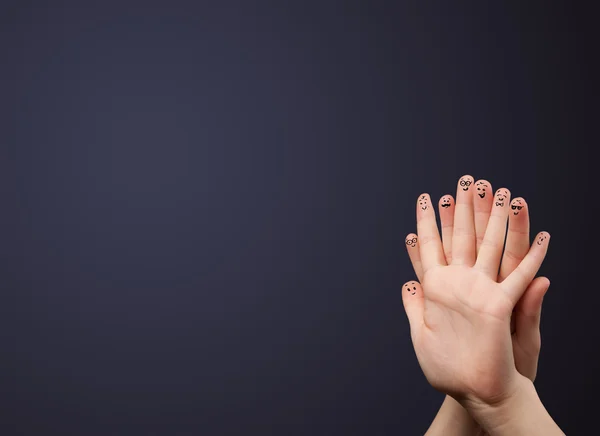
(459, 176, 473, 191)
(537, 233, 548, 245)
(511, 199, 524, 215)
(475, 181, 489, 198)
(495, 189, 509, 207)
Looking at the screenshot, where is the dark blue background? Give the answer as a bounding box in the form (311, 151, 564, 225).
(2, 1, 598, 434)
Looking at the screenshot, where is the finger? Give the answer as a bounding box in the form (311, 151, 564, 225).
(405, 233, 424, 282)
(501, 232, 550, 304)
(499, 198, 530, 281)
(511, 277, 550, 381)
(510, 274, 547, 334)
(514, 276, 550, 338)
(402, 280, 425, 340)
(473, 179, 493, 252)
(451, 175, 476, 265)
(416, 193, 445, 274)
(438, 195, 455, 264)
(475, 188, 511, 278)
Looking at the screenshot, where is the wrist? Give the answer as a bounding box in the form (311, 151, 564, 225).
(426, 395, 483, 436)
(461, 375, 563, 435)
(462, 374, 530, 432)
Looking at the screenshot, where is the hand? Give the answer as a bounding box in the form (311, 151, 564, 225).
(405, 178, 549, 382)
(401, 175, 550, 406)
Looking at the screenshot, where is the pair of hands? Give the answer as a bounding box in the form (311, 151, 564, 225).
(401, 175, 559, 434)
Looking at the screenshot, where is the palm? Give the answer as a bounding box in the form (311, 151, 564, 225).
(415, 265, 515, 401)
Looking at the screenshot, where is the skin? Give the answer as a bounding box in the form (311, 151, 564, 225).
(405, 235, 417, 248)
(403, 175, 562, 435)
(475, 180, 490, 199)
(510, 198, 524, 216)
(473, 180, 493, 252)
(407, 188, 548, 435)
(438, 195, 454, 263)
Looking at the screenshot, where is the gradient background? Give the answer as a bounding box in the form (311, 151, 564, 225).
(2, 1, 598, 435)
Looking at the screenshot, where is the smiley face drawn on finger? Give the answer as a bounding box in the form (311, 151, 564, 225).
(404, 281, 418, 295)
(475, 181, 489, 199)
(494, 189, 509, 207)
(440, 196, 452, 209)
(418, 195, 429, 211)
(459, 176, 473, 191)
(536, 232, 548, 245)
(511, 199, 524, 215)
(405, 236, 417, 248)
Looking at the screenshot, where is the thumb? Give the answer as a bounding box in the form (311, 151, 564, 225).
(402, 280, 425, 339)
(513, 276, 550, 348)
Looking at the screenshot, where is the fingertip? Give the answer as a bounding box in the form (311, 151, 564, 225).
(533, 277, 551, 308)
(495, 187, 511, 197)
(493, 188, 511, 209)
(538, 277, 550, 300)
(509, 197, 528, 217)
(418, 193, 430, 199)
(439, 195, 454, 207)
(530, 276, 550, 297)
(417, 194, 431, 212)
(458, 175, 474, 191)
(404, 233, 418, 249)
(534, 231, 550, 246)
(474, 179, 492, 199)
(402, 280, 421, 297)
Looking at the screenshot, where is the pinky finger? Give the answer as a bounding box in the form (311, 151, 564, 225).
(405, 233, 424, 282)
(402, 280, 425, 339)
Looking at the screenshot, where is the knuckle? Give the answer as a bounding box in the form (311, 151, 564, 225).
(454, 226, 475, 237)
(503, 248, 524, 263)
(419, 235, 436, 246)
(480, 238, 499, 249)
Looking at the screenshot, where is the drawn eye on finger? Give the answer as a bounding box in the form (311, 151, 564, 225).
(459, 176, 473, 191)
(404, 281, 419, 295)
(494, 189, 509, 207)
(536, 232, 549, 245)
(510, 199, 525, 215)
(440, 196, 452, 209)
(405, 236, 418, 248)
(475, 180, 489, 199)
